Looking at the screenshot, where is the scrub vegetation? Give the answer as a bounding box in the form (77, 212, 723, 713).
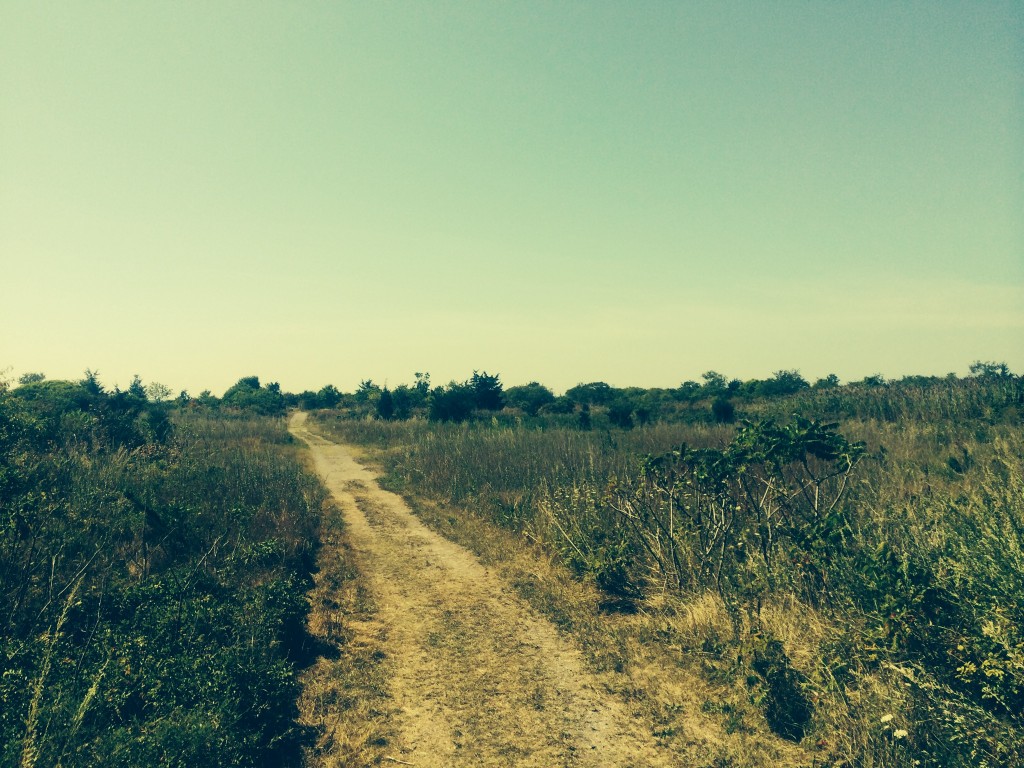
(0, 375, 329, 767)
(3, 363, 1022, 767)
(312, 363, 1024, 768)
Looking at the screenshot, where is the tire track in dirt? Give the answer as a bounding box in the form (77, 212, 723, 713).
(290, 412, 677, 767)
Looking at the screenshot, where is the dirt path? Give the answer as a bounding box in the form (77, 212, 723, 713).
(290, 412, 678, 767)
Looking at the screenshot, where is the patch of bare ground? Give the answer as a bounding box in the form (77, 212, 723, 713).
(292, 413, 816, 767)
(296, 459, 394, 766)
(376, 494, 818, 768)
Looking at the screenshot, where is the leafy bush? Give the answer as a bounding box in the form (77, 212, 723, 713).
(221, 376, 286, 416)
(607, 400, 634, 429)
(504, 382, 556, 417)
(0, 385, 324, 767)
(607, 418, 864, 606)
(428, 382, 476, 422)
(711, 396, 735, 423)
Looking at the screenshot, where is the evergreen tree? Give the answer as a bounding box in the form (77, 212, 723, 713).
(376, 387, 395, 420)
(471, 371, 504, 410)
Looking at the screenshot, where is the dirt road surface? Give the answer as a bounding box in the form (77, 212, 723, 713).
(290, 412, 678, 767)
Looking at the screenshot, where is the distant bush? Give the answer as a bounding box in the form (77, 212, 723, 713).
(376, 387, 395, 420)
(711, 396, 735, 423)
(471, 371, 504, 411)
(13, 376, 171, 449)
(756, 369, 809, 398)
(607, 400, 634, 429)
(221, 376, 286, 416)
(565, 381, 616, 406)
(504, 382, 556, 417)
(429, 382, 476, 422)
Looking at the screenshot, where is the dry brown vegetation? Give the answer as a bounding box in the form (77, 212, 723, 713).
(298, 491, 393, 768)
(309, 373, 1024, 768)
(296, 414, 813, 766)
(297, 413, 730, 767)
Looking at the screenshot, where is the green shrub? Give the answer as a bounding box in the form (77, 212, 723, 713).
(0, 391, 324, 766)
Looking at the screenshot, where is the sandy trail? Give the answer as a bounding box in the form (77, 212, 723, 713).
(290, 412, 675, 767)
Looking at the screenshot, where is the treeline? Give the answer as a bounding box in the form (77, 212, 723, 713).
(1, 374, 325, 766)
(159, 361, 1022, 430)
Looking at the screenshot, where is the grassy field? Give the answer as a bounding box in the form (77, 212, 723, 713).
(313, 376, 1024, 768)
(4, 371, 1021, 767)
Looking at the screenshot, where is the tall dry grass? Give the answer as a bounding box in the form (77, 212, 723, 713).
(312, 398, 1024, 767)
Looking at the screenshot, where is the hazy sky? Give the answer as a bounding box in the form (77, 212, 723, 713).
(2, 2, 1021, 396)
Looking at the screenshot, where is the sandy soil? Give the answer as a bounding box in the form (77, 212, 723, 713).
(290, 412, 679, 767)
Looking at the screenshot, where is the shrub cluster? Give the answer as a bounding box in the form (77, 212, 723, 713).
(1, 378, 324, 767)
